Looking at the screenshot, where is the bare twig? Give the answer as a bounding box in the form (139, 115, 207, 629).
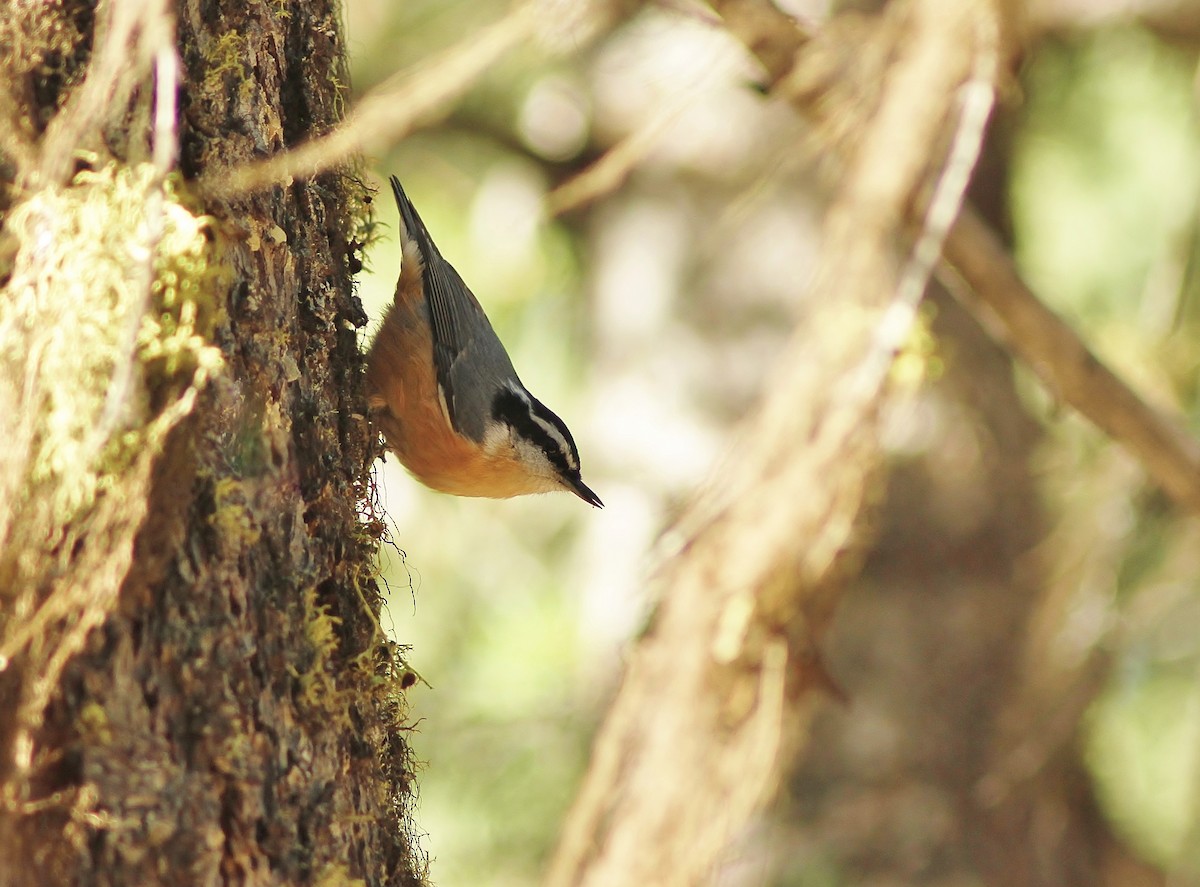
(854, 9, 998, 400)
(97, 5, 177, 454)
(546, 103, 684, 217)
(1028, 0, 1200, 38)
(546, 57, 733, 217)
(198, 0, 644, 200)
(709, 0, 814, 83)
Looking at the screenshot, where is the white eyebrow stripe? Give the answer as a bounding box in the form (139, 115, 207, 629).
(505, 380, 531, 403)
(498, 379, 582, 474)
(530, 414, 577, 470)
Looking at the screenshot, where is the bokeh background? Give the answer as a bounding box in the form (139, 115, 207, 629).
(344, 1, 1200, 883)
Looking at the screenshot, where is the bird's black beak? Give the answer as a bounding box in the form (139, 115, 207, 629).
(568, 476, 604, 508)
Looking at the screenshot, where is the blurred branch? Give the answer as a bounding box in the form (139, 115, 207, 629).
(709, 0, 814, 82)
(199, 6, 537, 199)
(547, 60, 737, 217)
(200, 0, 640, 200)
(1027, 0, 1200, 39)
(942, 210, 1200, 512)
(546, 106, 683, 217)
(546, 2, 1000, 884)
(441, 114, 604, 177)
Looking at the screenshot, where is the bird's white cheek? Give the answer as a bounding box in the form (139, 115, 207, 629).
(481, 421, 515, 457)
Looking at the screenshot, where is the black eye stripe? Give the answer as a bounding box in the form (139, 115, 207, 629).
(491, 389, 582, 479)
(529, 401, 580, 468)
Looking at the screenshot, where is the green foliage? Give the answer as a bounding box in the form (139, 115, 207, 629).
(1013, 27, 1200, 326)
(1015, 26, 1200, 874)
(1088, 669, 1200, 865)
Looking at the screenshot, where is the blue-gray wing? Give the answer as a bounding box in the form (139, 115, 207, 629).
(389, 176, 518, 441)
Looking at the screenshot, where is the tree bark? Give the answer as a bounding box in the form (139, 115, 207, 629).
(0, 2, 423, 885)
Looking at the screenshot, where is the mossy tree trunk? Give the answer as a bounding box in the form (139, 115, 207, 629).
(0, 2, 424, 885)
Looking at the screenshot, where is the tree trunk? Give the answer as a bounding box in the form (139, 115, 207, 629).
(0, 2, 424, 884)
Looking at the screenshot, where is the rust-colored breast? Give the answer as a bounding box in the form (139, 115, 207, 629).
(365, 269, 543, 499)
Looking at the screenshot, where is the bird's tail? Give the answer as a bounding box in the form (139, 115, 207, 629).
(390, 175, 441, 264)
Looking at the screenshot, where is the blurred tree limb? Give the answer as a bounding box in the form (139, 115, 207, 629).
(202, 0, 640, 200)
(201, 6, 537, 199)
(547, 0, 1003, 884)
(547, 0, 1200, 882)
(541, 0, 1200, 883)
(942, 211, 1200, 512)
(1027, 0, 1200, 39)
(723, 0, 1200, 514)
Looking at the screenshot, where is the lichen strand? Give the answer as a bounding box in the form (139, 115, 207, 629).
(0, 162, 222, 570)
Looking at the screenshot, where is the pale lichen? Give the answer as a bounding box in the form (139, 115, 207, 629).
(0, 163, 222, 543)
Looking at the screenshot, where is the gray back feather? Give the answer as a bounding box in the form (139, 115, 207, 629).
(390, 176, 520, 442)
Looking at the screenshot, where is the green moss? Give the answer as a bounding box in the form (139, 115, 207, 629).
(314, 864, 366, 887)
(209, 478, 262, 547)
(294, 585, 349, 710)
(344, 171, 384, 275)
(77, 701, 112, 746)
(304, 584, 343, 666)
(201, 31, 249, 83)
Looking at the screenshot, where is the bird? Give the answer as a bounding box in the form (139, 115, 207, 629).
(365, 175, 602, 508)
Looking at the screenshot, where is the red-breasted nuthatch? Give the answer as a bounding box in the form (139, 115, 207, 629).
(366, 176, 602, 508)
